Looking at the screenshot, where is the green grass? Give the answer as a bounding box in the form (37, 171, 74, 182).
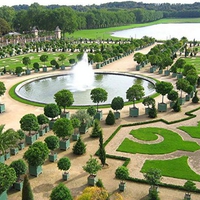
(141, 156, 200, 181)
(68, 18, 200, 40)
(0, 52, 78, 71)
(184, 57, 200, 75)
(178, 122, 200, 138)
(117, 127, 200, 154)
(131, 129, 158, 141)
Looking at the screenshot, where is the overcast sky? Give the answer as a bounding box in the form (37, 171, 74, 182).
(0, 0, 197, 7)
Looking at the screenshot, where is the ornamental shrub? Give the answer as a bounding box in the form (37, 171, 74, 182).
(73, 137, 86, 155)
(105, 110, 115, 125)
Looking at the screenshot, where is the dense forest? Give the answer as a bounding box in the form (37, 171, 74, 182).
(0, 1, 200, 36)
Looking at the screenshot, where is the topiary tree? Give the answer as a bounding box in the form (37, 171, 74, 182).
(148, 104, 157, 118)
(53, 118, 73, 140)
(90, 88, 108, 112)
(87, 106, 97, 118)
(44, 103, 60, 121)
(0, 163, 16, 196)
(57, 157, 71, 175)
(115, 166, 129, 184)
(17, 129, 25, 144)
(176, 78, 190, 99)
(0, 81, 6, 103)
(15, 66, 23, 75)
(10, 159, 27, 182)
(33, 62, 40, 71)
(167, 90, 178, 102)
(105, 110, 115, 125)
(142, 96, 155, 108)
(91, 119, 102, 138)
(184, 180, 196, 198)
(44, 135, 59, 154)
(155, 81, 173, 103)
(98, 130, 106, 166)
(20, 114, 39, 136)
(71, 117, 81, 134)
(126, 84, 145, 108)
(54, 89, 74, 113)
(37, 114, 49, 129)
(22, 56, 31, 69)
(111, 96, 124, 112)
(83, 155, 102, 177)
(40, 54, 48, 66)
(73, 137, 86, 155)
(22, 174, 34, 200)
(58, 54, 67, 65)
(50, 183, 73, 200)
(192, 91, 199, 103)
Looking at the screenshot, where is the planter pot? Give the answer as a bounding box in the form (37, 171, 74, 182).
(62, 172, 69, 181)
(149, 186, 159, 195)
(34, 69, 39, 73)
(43, 67, 47, 72)
(172, 72, 177, 78)
(52, 66, 56, 71)
(14, 181, 23, 191)
(136, 65, 141, 71)
(96, 63, 101, 69)
(164, 70, 170, 76)
(79, 124, 88, 134)
(60, 112, 70, 119)
(177, 73, 183, 79)
(10, 147, 19, 155)
(114, 111, 120, 119)
(170, 101, 175, 108)
(29, 165, 42, 177)
(150, 67, 156, 73)
(158, 103, 167, 112)
(145, 107, 151, 115)
(49, 120, 55, 130)
(59, 139, 70, 150)
(87, 175, 97, 186)
(45, 125, 50, 133)
(4, 152, 10, 160)
(184, 193, 191, 200)
(60, 65, 65, 70)
(0, 104, 5, 113)
(94, 110, 103, 120)
(72, 133, 80, 141)
(39, 128, 45, 136)
(129, 107, 139, 117)
(179, 97, 185, 105)
(17, 73, 22, 77)
(49, 153, 57, 162)
(35, 132, 40, 140)
(158, 69, 163, 74)
(119, 182, 126, 192)
(25, 134, 36, 145)
(0, 154, 5, 163)
(0, 190, 7, 200)
(25, 69, 31, 75)
(18, 142, 25, 150)
(185, 94, 191, 101)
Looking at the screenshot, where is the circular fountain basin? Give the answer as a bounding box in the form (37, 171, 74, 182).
(15, 72, 155, 106)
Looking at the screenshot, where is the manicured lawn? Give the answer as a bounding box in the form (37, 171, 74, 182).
(131, 129, 158, 141)
(141, 156, 200, 182)
(184, 57, 200, 74)
(178, 122, 200, 139)
(0, 52, 78, 71)
(117, 127, 200, 154)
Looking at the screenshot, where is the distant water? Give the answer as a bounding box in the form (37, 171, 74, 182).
(112, 23, 200, 41)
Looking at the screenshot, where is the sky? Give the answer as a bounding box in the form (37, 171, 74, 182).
(0, 0, 197, 7)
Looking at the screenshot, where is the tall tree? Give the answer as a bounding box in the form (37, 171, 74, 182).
(22, 174, 34, 200)
(98, 130, 106, 166)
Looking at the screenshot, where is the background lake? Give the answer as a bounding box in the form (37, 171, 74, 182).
(112, 23, 200, 41)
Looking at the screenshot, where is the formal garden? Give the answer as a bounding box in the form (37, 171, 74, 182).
(1, 33, 200, 200)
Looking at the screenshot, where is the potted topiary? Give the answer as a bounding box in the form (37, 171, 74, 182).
(115, 166, 129, 191)
(54, 89, 74, 119)
(37, 114, 49, 136)
(17, 129, 25, 150)
(44, 135, 59, 162)
(90, 88, 108, 120)
(0, 81, 6, 113)
(0, 163, 16, 199)
(58, 54, 66, 70)
(57, 157, 71, 181)
(155, 81, 173, 112)
(33, 62, 40, 72)
(183, 180, 196, 200)
(53, 118, 73, 150)
(71, 109, 93, 134)
(44, 103, 60, 129)
(71, 117, 81, 141)
(192, 91, 199, 103)
(111, 96, 124, 119)
(126, 84, 145, 117)
(23, 141, 49, 177)
(185, 85, 194, 101)
(20, 113, 39, 145)
(167, 90, 178, 108)
(142, 96, 155, 115)
(15, 66, 23, 77)
(10, 159, 27, 191)
(83, 155, 102, 186)
(87, 106, 97, 120)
